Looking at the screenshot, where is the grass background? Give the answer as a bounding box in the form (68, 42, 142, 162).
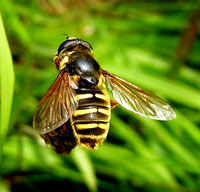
(0, 0, 200, 191)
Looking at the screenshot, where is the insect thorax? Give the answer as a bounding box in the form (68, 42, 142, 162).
(66, 52, 101, 89)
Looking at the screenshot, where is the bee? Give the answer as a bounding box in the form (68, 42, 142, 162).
(33, 37, 176, 154)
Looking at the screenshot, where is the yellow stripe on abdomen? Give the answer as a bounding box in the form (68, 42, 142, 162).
(74, 108, 97, 116)
(72, 88, 111, 141)
(75, 123, 109, 130)
(77, 93, 93, 100)
(76, 123, 98, 130)
(98, 108, 110, 116)
(98, 123, 109, 129)
(95, 93, 107, 100)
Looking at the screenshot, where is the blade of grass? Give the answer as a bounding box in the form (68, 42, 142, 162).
(110, 114, 179, 187)
(0, 180, 10, 192)
(0, 0, 31, 46)
(0, 12, 15, 162)
(72, 148, 98, 192)
(140, 117, 200, 170)
(168, 111, 200, 146)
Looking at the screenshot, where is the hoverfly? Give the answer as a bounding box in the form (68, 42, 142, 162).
(33, 37, 176, 154)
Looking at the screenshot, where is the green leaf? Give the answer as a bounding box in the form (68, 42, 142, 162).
(0, 180, 10, 192)
(0, 12, 15, 162)
(72, 148, 98, 192)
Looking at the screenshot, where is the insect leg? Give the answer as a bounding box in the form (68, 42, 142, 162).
(110, 100, 119, 109)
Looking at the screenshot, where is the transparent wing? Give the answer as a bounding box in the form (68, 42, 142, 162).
(33, 70, 78, 134)
(103, 71, 176, 120)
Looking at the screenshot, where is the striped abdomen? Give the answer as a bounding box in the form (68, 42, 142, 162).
(72, 88, 111, 149)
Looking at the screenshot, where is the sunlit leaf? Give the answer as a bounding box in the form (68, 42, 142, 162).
(0, 12, 15, 161)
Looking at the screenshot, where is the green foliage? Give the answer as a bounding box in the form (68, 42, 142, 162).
(0, 12, 15, 162)
(72, 148, 97, 192)
(0, 0, 200, 191)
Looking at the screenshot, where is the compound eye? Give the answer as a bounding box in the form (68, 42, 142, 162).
(82, 41, 93, 51)
(57, 40, 77, 54)
(57, 39, 93, 55)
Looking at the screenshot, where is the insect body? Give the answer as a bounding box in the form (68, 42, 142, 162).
(33, 37, 176, 154)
